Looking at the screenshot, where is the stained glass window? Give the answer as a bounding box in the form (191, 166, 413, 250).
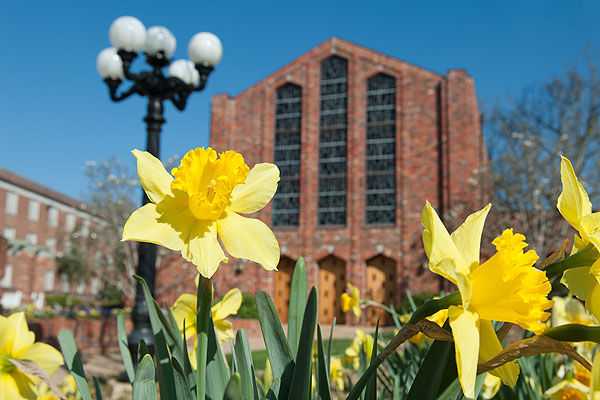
(366, 74, 396, 224)
(319, 56, 348, 225)
(273, 83, 302, 226)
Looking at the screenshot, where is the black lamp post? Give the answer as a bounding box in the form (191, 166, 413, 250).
(96, 16, 222, 358)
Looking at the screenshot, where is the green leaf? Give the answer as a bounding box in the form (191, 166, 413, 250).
(133, 354, 158, 400)
(223, 373, 242, 400)
(172, 356, 194, 400)
(234, 329, 260, 400)
(435, 373, 486, 400)
(133, 274, 177, 400)
(256, 291, 294, 398)
(206, 318, 230, 400)
(392, 376, 401, 400)
(289, 286, 318, 400)
(265, 378, 281, 400)
(288, 257, 307, 359)
(180, 319, 196, 397)
(406, 338, 455, 400)
(316, 325, 332, 400)
(326, 317, 336, 374)
(93, 376, 103, 400)
(138, 339, 150, 363)
(116, 311, 134, 384)
(365, 322, 379, 400)
(57, 329, 93, 400)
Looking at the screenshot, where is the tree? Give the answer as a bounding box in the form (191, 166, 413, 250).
(64, 155, 186, 302)
(485, 54, 600, 259)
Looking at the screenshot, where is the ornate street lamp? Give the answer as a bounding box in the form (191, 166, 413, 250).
(96, 15, 222, 357)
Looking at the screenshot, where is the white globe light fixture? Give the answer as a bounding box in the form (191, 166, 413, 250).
(96, 47, 124, 79)
(109, 16, 147, 53)
(145, 26, 177, 59)
(188, 32, 223, 67)
(168, 60, 200, 86)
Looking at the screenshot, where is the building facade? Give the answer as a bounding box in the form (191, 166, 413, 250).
(0, 168, 103, 308)
(208, 38, 488, 325)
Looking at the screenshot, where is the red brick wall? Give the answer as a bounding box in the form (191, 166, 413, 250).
(206, 38, 486, 323)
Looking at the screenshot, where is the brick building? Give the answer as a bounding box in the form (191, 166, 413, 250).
(0, 168, 103, 308)
(208, 38, 488, 325)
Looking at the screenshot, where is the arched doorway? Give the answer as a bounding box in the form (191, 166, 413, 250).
(274, 256, 295, 323)
(366, 255, 396, 326)
(318, 255, 346, 324)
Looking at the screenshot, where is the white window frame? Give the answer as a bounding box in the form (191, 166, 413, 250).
(28, 200, 40, 221)
(26, 233, 37, 245)
(0, 265, 12, 288)
(3, 227, 16, 240)
(5, 192, 18, 215)
(43, 270, 55, 292)
(48, 207, 59, 227)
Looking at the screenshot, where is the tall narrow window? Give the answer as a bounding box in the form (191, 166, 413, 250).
(273, 83, 302, 226)
(366, 74, 396, 224)
(319, 56, 348, 225)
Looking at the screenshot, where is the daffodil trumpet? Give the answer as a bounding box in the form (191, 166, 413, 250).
(544, 323, 600, 343)
(544, 243, 599, 279)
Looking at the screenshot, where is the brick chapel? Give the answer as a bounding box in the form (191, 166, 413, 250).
(207, 38, 488, 325)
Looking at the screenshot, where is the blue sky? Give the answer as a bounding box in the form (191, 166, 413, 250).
(1, 1, 599, 200)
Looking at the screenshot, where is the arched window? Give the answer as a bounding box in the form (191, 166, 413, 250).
(273, 83, 302, 226)
(366, 74, 396, 224)
(318, 56, 348, 225)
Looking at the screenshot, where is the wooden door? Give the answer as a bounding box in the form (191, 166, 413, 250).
(366, 255, 396, 325)
(318, 256, 346, 324)
(274, 257, 295, 323)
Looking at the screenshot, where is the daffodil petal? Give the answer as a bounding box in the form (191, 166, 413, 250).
(4, 371, 37, 399)
(449, 306, 480, 400)
(18, 342, 63, 375)
(562, 265, 595, 302)
(217, 211, 280, 271)
(558, 156, 592, 234)
(450, 204, 491, 272)
(213, 319, 235, 342)
(182, 221, 228, 278)
(212, 288, 242, 321)
(421, 202, 465, 283)
(229, 163, 280, 214)
(0, 315, 15, 355)
(8, 312, 34, 354)
(132, 149, 174, 204)
(122, 203, 191, 251)
(585, 283, 600, 323)
(171, 293, 197, 336)
(478, 320, 519, 387)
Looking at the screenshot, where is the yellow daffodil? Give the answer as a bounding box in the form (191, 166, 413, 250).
(591, 351, 600, 400)
(341, 283, 361, 319)
(408, 308, 448, 348)
(544, 371, 590, 400)
(0, 312, 63, 399)
(172, 287, 242, 343)
(558, 156, 600, 322)
(330, 356, 345, 392)
(345, 330, 374, 370)
(123, 147, 280, 278)
(481, 374, 501, 400)
(552, 295, 593, 327)
(422, 202, 553, 399)
(37, 383, 60, 400)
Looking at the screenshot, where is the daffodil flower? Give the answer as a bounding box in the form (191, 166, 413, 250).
(340, 283, 362, 319)
(123, 148, 280, 278)
(544, 364, 591, 400)
(345, 330, 374, 370)
(172, 287, 242, 344)
(558, 156, 600, 322)
(422, 202, 553, 398)
(0, 312, 63, 399)
(329, 356, 345, 391)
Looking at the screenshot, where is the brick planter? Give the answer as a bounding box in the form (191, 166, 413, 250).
(29, 316, 132, 355)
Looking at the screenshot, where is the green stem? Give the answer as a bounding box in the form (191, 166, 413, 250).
(345, 357, 382, 400)
(196, 277, 213, 400)
(543, 324, 600, 343)
(545, 243, 599, 279)
(408, 291, 461, 325)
